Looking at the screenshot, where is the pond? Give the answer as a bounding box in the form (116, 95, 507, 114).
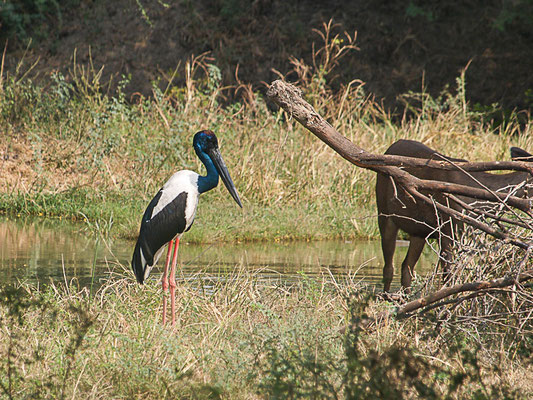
(0, 216, 436, 290)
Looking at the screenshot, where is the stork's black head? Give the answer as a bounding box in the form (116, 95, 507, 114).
(193, 130, 218, 156)
(192, 129, 242, 208)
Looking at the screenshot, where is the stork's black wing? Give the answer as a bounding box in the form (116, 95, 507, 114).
(132, 191, 188, 284)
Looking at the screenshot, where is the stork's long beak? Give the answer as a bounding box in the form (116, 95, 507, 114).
(208, 148, 243, 208)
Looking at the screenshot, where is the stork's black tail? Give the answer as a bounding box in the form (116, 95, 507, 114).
(131, 241, 146, 284)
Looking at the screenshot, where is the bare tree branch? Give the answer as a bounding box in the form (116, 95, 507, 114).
(269, 79, 533, 329)
(395, 269, 533, 317)
(446, 194, 531, 229)
(266, 80, 533, 174)
(409, 188, 530, 249)
(266, 79, 533, 243)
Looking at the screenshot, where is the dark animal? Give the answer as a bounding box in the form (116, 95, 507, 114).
(376, 139, 532, 292)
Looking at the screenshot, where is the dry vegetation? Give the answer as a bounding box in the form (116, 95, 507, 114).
(0, 264, 531, 399)
(0, 21, 532, 399)
(1, 24, 532, 243)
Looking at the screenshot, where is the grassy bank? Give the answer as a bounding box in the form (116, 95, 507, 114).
(1, 268, 531, 399)
(1, 47, 533, 243)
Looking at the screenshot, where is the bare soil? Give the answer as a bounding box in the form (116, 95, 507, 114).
(4, 0, 533, 112)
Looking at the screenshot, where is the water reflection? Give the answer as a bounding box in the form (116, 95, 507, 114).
(0, 216, 436, 289)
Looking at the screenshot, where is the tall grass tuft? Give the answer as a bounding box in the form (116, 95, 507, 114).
(1, 265, 530, 399)
(1, 22, 532, 244)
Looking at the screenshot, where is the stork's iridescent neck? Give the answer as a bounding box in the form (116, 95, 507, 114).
(193, 130, 220, 194)
(196, 149, 220, 194)
(192, 129, 243, 207)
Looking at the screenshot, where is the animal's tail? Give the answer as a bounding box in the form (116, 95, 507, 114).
(131, 241, 148, 284)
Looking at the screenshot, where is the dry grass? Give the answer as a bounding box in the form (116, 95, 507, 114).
(1, 23, 532, 398)
(0, 263, 531, 399)
(1, 23, 533, 243)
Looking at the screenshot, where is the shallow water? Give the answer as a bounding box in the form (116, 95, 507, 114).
(0, 216, 436, 289)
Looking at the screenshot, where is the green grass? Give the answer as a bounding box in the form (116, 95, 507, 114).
(1, 43, 532, 244)
(0, 189, 376, 242)
(1, 30, 532, 399)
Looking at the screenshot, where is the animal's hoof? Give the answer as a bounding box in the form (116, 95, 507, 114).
(378, 291, 406, 303)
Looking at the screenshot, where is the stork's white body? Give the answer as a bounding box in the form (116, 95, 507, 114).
(152, 171, 200, 222)
(133, 170, 201, 283)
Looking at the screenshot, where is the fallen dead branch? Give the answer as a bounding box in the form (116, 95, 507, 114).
(396, 269, 533, 317)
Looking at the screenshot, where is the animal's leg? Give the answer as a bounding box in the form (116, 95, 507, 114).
(161, 240, 174, 325)
(400, 236, 426, 290)
(379, 215, 399, 292)
(439, 236, 453, 285)
(169, 238, 180, 327)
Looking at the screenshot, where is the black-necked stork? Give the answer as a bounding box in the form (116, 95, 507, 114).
(131, 130, 242, 326)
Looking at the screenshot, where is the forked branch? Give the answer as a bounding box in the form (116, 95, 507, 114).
(266, 79, 533, 247)
(340, 267, 533, 332)
(395, 269, 533, 317)
(266, 80, 533, 175)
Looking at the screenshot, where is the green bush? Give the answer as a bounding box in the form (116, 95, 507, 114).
(0, 0, 79, 42)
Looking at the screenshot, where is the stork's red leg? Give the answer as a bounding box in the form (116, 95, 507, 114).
(161, 240, 174, 325)
(169, 238, 180, 327)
